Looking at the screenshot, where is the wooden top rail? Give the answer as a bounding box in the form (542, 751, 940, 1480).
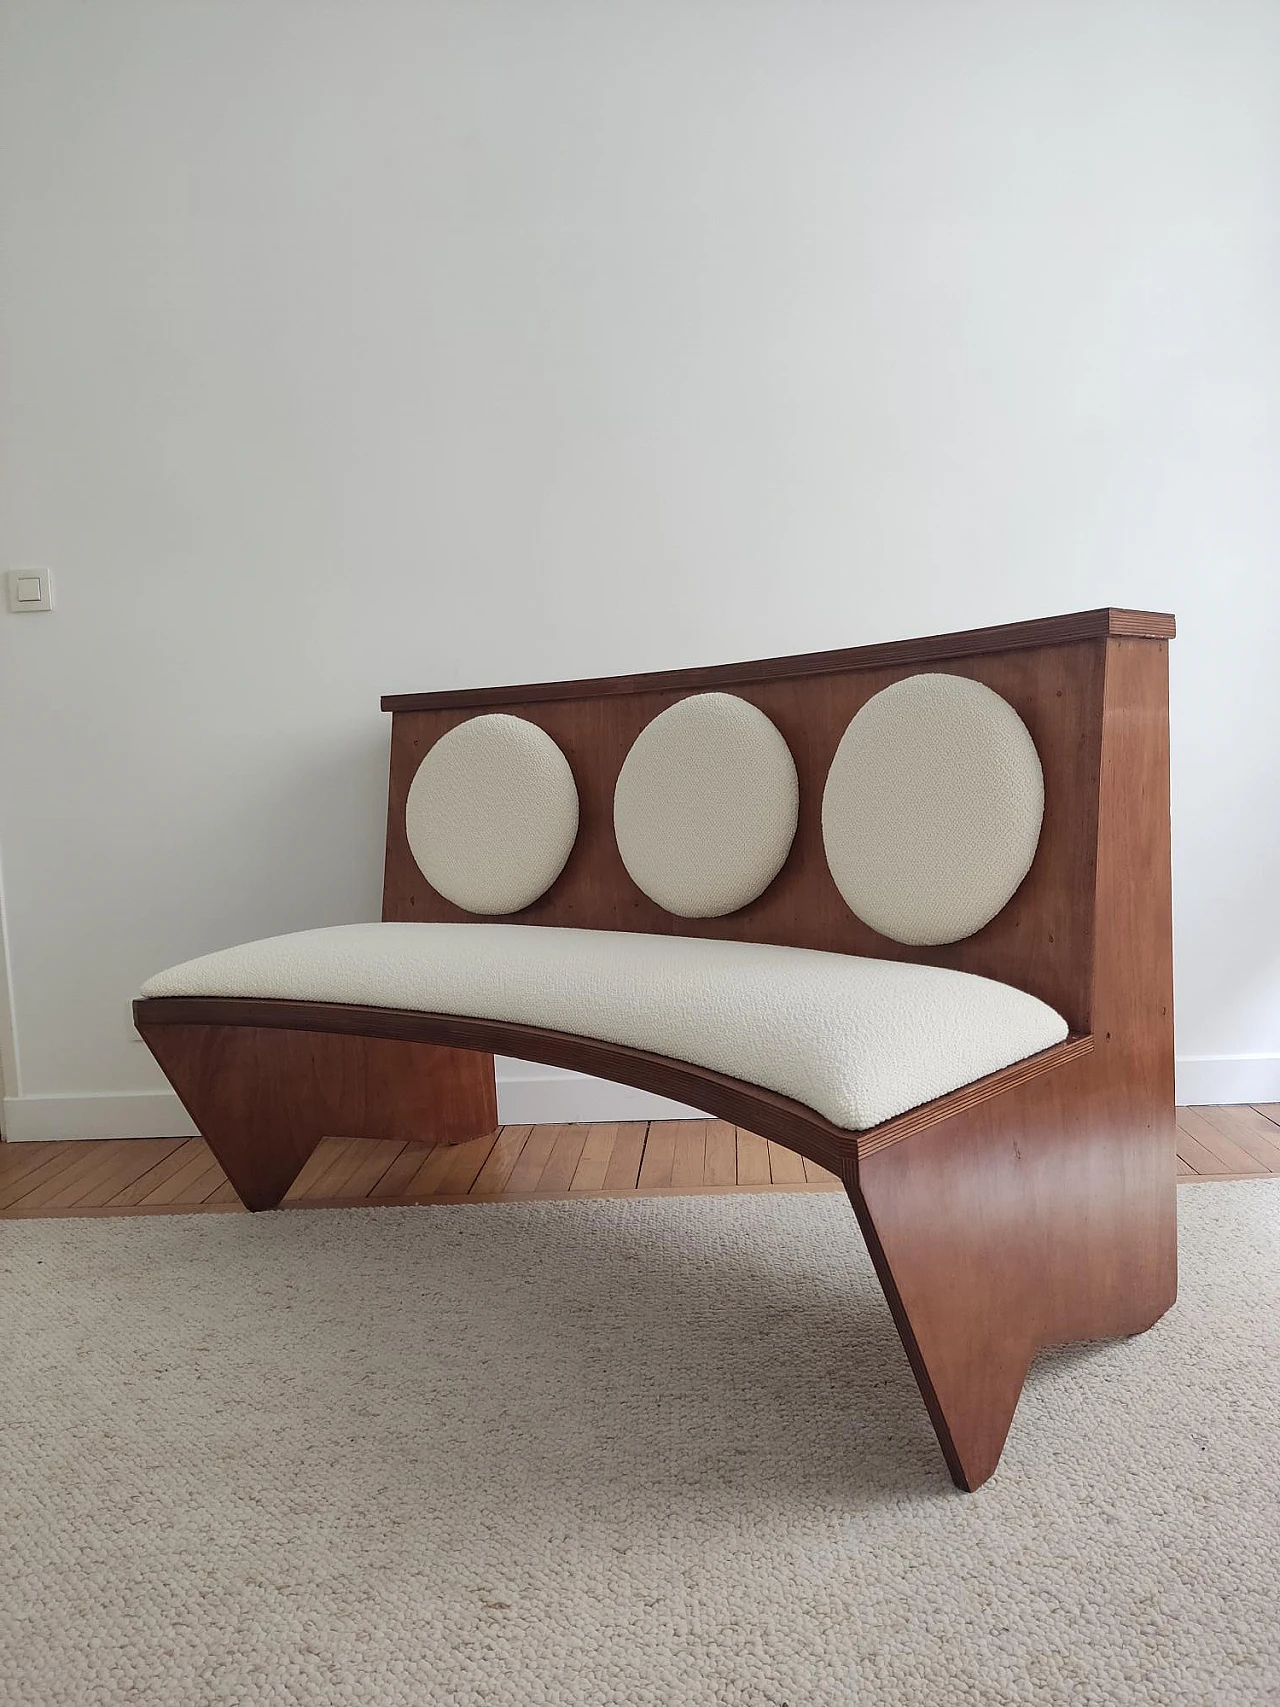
(381, 608, 1176, 714)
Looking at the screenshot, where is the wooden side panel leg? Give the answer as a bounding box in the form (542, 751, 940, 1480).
(138, 1023, 498, 1211)
(847, 632, 1178, 1490)
(849, 1058, 1177, 1492)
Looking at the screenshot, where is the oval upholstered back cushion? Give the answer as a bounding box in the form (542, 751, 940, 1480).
(613, 692, 799, 918)
(821, 673, 1044, 946)
(405, 713, 579, 914)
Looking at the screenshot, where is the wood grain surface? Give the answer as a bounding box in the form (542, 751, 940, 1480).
(381, 607, 1174, 712)
(136, 1023, 497, 1211)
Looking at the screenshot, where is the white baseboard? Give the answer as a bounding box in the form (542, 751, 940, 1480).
(5, 1058, 1273, 1142)
(1174, 1054, 1280, 1107)
(3, 1091, 200, 1143)
(1, 1072, 703, 1142)
(494, 1069, 704, 1125)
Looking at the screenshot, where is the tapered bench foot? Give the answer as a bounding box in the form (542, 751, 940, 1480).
(138, 1022, 498, 1210)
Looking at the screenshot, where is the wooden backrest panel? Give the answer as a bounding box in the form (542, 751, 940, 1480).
(382, 611, 1173, 1034)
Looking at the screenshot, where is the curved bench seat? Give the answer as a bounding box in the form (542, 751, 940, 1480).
(141, 922, 1069, 1133)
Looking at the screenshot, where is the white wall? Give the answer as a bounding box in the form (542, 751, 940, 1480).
(1, 0, 1278, 1138)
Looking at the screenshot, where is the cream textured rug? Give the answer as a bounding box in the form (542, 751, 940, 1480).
(3, 1184, 1278, 1706)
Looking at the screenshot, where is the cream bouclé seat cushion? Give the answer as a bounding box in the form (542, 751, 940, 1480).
(142, 924, 1068, 1132)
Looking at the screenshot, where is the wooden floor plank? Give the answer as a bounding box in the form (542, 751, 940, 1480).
(703, 1121, 738, 1188)
(637, 1122, 679, 1190)
(568, 1124, 619, 1193)
(1174, 1128, 1232, 1178)
(304, 1137, 411, 1203)
(138, 1145, 224, 1207)
(0, 1141, 67, 1199)
(291, 1138, 371, 1201)
(338, 1137, 415, 1199)
(670, 1122, 709, 1188)
(283, 1137, 353, 1200)
(1174, 1137, 1201, 1174)
(1176, 1109, 1268, 1177)
(102, 1138, 206, 1207)
(369, 1142, 438, 1200)
(802, 1154, 841, 1185)
(2, 1200, 243, 1221)
(768, 1141, 808, 1185)
(537, 1126, 591, 1194)
(2, 1144, 106, 1210)
(393, 1140, 464, 1200)
(502, 1125, 561, 1195)
(0, 1139, 59, 1174)
(427, 1130, 504, 1196)
(601, 1123, 647, 1190)
(281, 1179, 851, 1212)
(470, 1126, 532, 1195)
(41, 1139, 184, 1210)
(170, 1152, 230, 1205)
(1190, 1105, 1280, 1172)
(736, 1129, 771, 1186)
(203, 1175, 245, 1205)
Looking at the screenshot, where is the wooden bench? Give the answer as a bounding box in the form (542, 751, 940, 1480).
(135, 607, 1177, 1490)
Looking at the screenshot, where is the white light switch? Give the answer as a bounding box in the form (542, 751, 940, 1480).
(7, 568, 54, 612)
